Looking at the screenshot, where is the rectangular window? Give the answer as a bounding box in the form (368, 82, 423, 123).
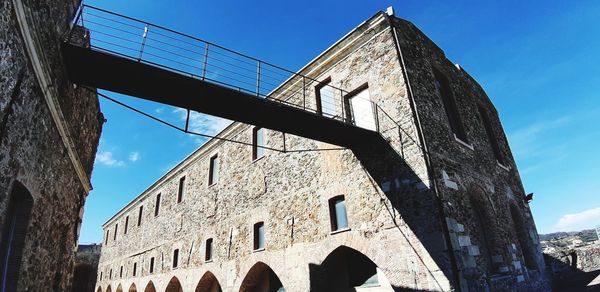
(109, 269, 112, 279)
(177, 176, 185, 203)
(155, 193, 161, 217)
(252, 127, 265, 160)
(208, 154, 219, 185)
(173, 249, 179, 268)
(137, 205, 143, 226)
(100, 272, 103, 280)
(329, 196, 349, 231)
(113, 224, 118, 241)
(205, 238, 213, 262)
(105, 230, 110, 245)
(120, 266, 123, 278)
(433, 69, 468, 142)
(478, 105, 505, 165)
(133, 262, 137, 277)
(315, 77, 336, 117)
(344, 84, 377, 131)
(124, 216, 129, 234)
(149, 257, 155, 273)
(253, 222, 265, 250)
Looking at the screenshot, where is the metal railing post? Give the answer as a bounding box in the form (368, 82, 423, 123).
(137, 25, 149, 62)
(256, 61, 261, 97)
(340, 88, 345, 123)
(201, 43, 209, 81)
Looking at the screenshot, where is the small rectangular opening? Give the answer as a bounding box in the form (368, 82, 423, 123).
(177, 176, 185, 203)
(205, 238, 213, 262)
(253, 222, 265, 250)
(329, 195, 349, 231)
(173, 249, 179, 268)
(149, 257, 155, 273)
(137, 205, 143, 226)
(252, 127, 265, 160)
(154, 193, 161, 217)
(208, 154, 219, 185)
(133, 262, 137, 277)
(124, 216, 129, 234)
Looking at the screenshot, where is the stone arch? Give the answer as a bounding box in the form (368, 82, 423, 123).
(467, 184, 504, 273)
(144, 281, 156, 292)
(165, 276, 183, 292)
(0, 181, 34, 291)
(116, 284, 124, 292)
(106, 285, 113, 292)
(239, 262, 285, 292)
(128, 283, 138, 292)
(73, 262, 94, 292)
(310, 245, 392, 291)
(97, 286, 103, 292)
(195, 271, 223, 292)
(509, 203, 537, 269)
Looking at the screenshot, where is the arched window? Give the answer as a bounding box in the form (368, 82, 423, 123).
(143, 281, 156, 292)
(328, 196, 348, 232)
(0, 181, 34, 291)
(433, 69, 468, 142)
(165, 276, 183, 292)
(510, 203, 537, 269)
(128, 283, 137, 292)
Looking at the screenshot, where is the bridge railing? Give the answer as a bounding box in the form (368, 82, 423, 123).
(66, 4, 402, 140)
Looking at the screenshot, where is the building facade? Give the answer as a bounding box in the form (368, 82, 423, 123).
(96, 9, 548, 292)
(0, 0, 103, 291)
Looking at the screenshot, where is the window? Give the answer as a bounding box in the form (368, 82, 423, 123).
(149, 257, 155, 273)
(315, 77, 336, 117)
(105, 230, 110, 245)
(177, 176, 185, 203)
(0, 182, 33, 292)
(173, 249, 179, 268)
(253, 222, 265, 250)
(114, 224, 118, 241)
(478, 105, 505, 165)
(120, 266, 123, 278)
(137, 205, 143, 226)
(433, 69, 468, 142)
(344, 84, 377, 131)
(208, 154, 219, 185)
(154, 193, 161, 216)
(252, 127, 265, 160)
(329, 196, 349, 231)
(133, 262, 137, 277)
(124, 216, 129, 234)
(205, 238, 213, 262)
(109, 269, 112, 279)
(100, 272, 103, 281)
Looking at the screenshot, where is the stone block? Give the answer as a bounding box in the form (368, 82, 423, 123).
(467, 245, 480, 256)
(458, 235, 471, 247)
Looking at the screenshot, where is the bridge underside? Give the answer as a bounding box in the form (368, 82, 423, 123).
(61, 44, 382, 149)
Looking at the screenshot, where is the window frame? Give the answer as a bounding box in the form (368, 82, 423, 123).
(149, 257, 155, 274)
(177, 176, 185, 203)
(208, 154, 219, 186)
(172, 249, 179, 269)
(315, 76, 332, 116)
(154, 193, 161, 217)
(432, 69, 469, 143)
(329, 195, 350, 233)
(205, 238, 213, 262)
(253, 222, 265, 251)
(113, 224, 118, 241)
(252, 127, 265, 161)
(124, 215, 129, 235)
(133, 262, 137, 277)
(137, 205, 143, 226)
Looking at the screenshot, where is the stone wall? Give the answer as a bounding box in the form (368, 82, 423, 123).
(0, 0, 103, 290)
(392, 17, 550, 291)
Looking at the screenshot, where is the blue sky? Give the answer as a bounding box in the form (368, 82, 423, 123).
(79, 0, 600, 243)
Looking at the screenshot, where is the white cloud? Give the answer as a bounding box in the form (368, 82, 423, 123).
(96, 151, 125, 167)
(552, 207, 600, 232)
(128, 151, 141, 162)
(173, 108, 232, 144)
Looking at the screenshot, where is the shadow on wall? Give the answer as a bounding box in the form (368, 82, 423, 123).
(544, 253, 600, 291)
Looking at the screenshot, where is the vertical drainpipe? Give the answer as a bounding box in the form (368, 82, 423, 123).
(384, 11, 463, 292)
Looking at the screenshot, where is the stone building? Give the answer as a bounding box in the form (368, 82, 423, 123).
(73, 244, 103, 292)
(96, 8, 549, 292)
(0, 0, 102, 291)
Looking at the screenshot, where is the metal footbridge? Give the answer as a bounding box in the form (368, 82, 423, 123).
(62, 5, 399, 149)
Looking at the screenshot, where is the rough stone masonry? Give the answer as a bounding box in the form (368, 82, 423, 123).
(0, 0, 102, 291)
(96, 9, 550, 292)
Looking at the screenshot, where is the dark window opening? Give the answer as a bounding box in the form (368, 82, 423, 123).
(173, 249, 179, 268)
(154, 193, 161, 217)
(510, 204, 537, 269)
(100, 272, 103, 280)
(124, 216, 129, 234)
(105, 230, 110, 245)
(315, 77, 335, 117)
(478, 105, 505, 165)
(137, 205, 143, 226)
(120, 266, 123, 278)
(205, 238, 213, 261)
(177, 176, 185, 203)
(109, 269, 112, 279)
(253, 222, 265, 250)
(149, 257, 155, 273)
(329, 196, 349, 231)
(208, 154, 219, 185)
(252, 127, 265, 160)
(113, 224, 118, 241)
(0, 181, 33, 292)
(315, 246, 381, 290)
(133, 262, 137, 277)
(433, 69, 468, 142)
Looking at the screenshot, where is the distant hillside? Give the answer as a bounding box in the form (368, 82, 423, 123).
(540, 229, 598, 243)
